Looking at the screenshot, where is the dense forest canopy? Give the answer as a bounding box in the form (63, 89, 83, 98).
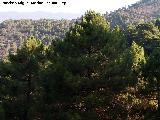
(1, 9, 160, 119)
(1, 0, 160, 119)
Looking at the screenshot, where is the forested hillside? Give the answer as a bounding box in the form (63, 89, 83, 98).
(1, 0, 160, 59)
(0, 19, 74, 59)
(106, 0, 160, 28)
(1, 10, 160, 120)
(2, 1, 160, 119)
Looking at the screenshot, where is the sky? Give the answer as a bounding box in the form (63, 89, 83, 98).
(0, 0, 140, 14)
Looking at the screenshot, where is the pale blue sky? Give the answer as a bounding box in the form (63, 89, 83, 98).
(0, 0, 140, 14)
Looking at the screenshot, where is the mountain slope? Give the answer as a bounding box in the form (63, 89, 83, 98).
(0, 19, 75, 59)
(106, 0, 160, 28)
(1, 0, 160, 59)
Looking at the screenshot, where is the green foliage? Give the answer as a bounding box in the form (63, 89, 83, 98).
(1, 10, 160, 120)
(130, 41, 146, 72)
(0, 36, 48, 119)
